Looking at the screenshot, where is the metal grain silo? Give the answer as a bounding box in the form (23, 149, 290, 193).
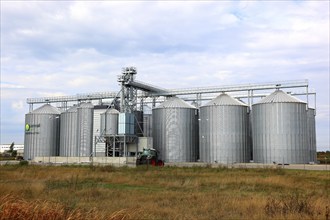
(252, 90, 308, 164)
(199, 93, 250, 164)
(100, 108, 119, 136)
(152, 97, 198, 162)
(77, 103, 94, 157)
(24, 104, 60, 160)
(59, 106, 78, 157)
(307, 108, 316, 163)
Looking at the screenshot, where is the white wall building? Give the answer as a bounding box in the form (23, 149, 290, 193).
(0, 144, 24, 153)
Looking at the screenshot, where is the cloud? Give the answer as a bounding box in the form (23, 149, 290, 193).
(11, 100, 24, 111)
(0, 1, 329, 150)
(37, 92, 68, 97)
(1, 82, 25, 89)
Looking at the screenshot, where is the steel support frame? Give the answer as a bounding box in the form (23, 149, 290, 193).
(27, 78, 312, 112)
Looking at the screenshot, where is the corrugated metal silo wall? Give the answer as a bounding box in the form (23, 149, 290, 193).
(59, 111, 78, 156)
(152, 108, 198, 162)
(93, 109, 106, 156)
(248, 109, 253, 161)
(252, 102, 308, 164)
(307, 108, 316, 162)
(100, 112, 119, 135)
(24, 113, 60, 160)
(199, 105, 250, 163)
(77, 107, 94, 156)
(143, 114, 152, 137)
(195, 111, 199, 161)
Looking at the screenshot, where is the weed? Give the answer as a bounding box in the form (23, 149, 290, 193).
(19, 160, 29, 166)
(0, 194, 98, 220)
(0, 165, 328, 219)
(98, 165, 117, 172)
(265, 191, 315, 217)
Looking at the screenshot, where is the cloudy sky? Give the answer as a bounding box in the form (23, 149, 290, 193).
(1, 1, 329, 151)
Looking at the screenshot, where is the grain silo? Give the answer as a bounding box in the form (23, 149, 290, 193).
(24, 104, 60, 160)
(307, 108, 316, 163)
(252, 90, 308, 164)
(59, 106, 78, 156)
(77, 103, 94, 157)
(199, 93, 250, 164)
(152, 97, 198, 162)
(100, 108, 119, 136)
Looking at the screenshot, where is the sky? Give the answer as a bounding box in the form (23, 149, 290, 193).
(1, 1, 329, 151)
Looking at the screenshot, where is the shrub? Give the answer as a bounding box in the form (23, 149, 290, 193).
(19, 160, 29, 166)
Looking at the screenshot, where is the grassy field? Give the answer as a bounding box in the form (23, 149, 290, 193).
(0, 164, 329, 220)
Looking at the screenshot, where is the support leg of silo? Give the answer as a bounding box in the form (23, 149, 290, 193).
(314, 93, 316, 115)
(251, 90, 254, 105)
(152, 98, 156, 108)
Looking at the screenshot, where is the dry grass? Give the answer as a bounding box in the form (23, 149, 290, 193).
(0, 165, 329, 219)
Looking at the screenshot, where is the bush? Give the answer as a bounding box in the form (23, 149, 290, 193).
(19, 160, 29, 166)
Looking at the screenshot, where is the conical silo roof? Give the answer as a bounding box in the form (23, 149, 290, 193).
(105, 108, 119, 114)
(143, 105, 152, 114)
(32, 104, 61, 114)
(79, 102, 94, 108)
(66, 105, 78, 113)
(203, 93, 248, 106)
(256, 90, 305, 104)
(154, 97, 196, 109)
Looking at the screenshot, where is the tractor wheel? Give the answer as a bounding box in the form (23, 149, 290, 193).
(158, 160, 164, 167)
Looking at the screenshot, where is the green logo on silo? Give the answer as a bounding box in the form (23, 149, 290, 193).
(25, 123, 30, 131)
